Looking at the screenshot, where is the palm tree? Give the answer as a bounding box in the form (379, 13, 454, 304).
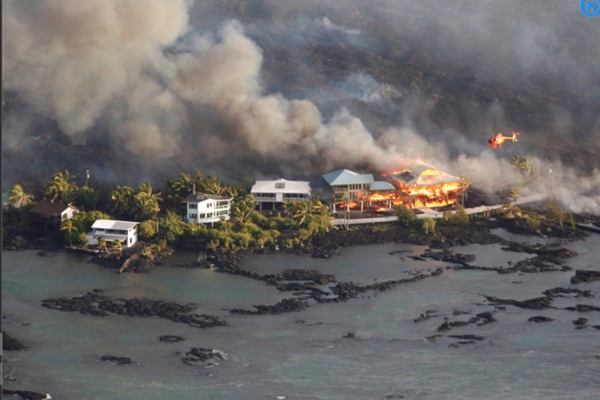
(224, 186, 239, 199)
(60, 219, 77, 247)
(8, 184, 34, 208)
(530, 164, 541, 186)
(44, 170, 77, 203)
(459, 175, 470, 207)
(292, 200, 312, 226)
(230, 194, 256, 225)
(334, 192, 351, 228)
(422, 218, 436, 235)
(511, 156, 533, 184)
(219, 216, 231, 234)
(112, 240, 123, 257)
(334, 192, 350, 213)
(283, 200, 296, 224)
(309, 200, 334, 231)
(507, 188, 519, 210)
(198, 175, 227, 195)
(109, 185, 136, 219)
(98, 238, 108, 253)
(134, 183, 162, 221)
(163, 172, 195, 207)
(510, 156, 521, 168)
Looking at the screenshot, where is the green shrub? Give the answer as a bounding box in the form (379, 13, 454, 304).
(395, 205, 417, 227)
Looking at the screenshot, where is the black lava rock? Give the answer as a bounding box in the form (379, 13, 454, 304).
(528, 316, 554, 323)
(100, 355, 135, 365)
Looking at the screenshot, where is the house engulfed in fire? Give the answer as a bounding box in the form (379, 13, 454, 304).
(382, 162, 464, 209)
(323, 163, 465, 211)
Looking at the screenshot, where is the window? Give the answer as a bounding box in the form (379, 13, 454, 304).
(189, 204, 198, 209)
(216, 200, 230, 209)
(199, 213, 206, 219)
(275, 182, 285, 189)
(190, 213, 197, 219)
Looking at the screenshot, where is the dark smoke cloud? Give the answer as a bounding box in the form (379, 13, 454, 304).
(2, 0, 599, 213)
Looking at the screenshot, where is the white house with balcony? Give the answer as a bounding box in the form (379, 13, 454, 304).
(250, 179, 311, 211)
(87, 219, 139, 248)
(182, 193, 232, 225)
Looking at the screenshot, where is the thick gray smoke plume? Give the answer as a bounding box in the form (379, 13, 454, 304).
(3, 0, 191, 157)
(3, 0, 599, 214)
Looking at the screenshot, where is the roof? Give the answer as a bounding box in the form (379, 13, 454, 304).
(251, 179, 311, 194)
(322, 169, 374, 186)
(386, 162, 459, 186)
(370, 181, 396, 191)
(29, 200, 75, 216)
(92, 219, 139, 230)
(182, 193, 232, 203)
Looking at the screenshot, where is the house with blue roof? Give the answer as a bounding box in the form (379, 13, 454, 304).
(322, 169, 376, 212)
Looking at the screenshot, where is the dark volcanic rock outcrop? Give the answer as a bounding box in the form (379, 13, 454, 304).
(41, 290, 228, 328)
(182, 347, 227, 367)
(570, 270, 600, 284)
(485, 295, 553, 310)
(3, 332, 28, 351)
(2, 389, 51, 400)
(542, 287, 594, 298)
(420, 249, 476, 266)
(528, 316, 554, 323)
(159, 335, 185, 343)
(281, 269, 336, 284)
(100, 355, 135, 365)
(565, 304, 600, 312)
(572, 318, 588, 327)
(230, 298, 308, 315)
(328, 274, 429, 302)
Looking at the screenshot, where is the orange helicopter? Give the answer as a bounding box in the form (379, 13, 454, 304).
(488, 131, 519, 149)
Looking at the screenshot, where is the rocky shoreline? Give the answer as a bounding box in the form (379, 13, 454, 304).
(4, 217, 599, 396)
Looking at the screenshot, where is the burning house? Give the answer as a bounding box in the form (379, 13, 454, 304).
(323, 163, 465, 212)
(381, 162, 464, 209)
(366, 181, 397, 212)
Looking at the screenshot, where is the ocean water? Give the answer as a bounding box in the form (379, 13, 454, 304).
(3, 231, 600, 400)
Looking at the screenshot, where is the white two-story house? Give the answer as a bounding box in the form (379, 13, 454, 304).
(250, 179, 311, 211)
(87, 219, 139, 248)
(182, 193, 232, 225)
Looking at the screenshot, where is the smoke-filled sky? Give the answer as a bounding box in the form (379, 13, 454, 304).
(2, 0, 600, 213)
